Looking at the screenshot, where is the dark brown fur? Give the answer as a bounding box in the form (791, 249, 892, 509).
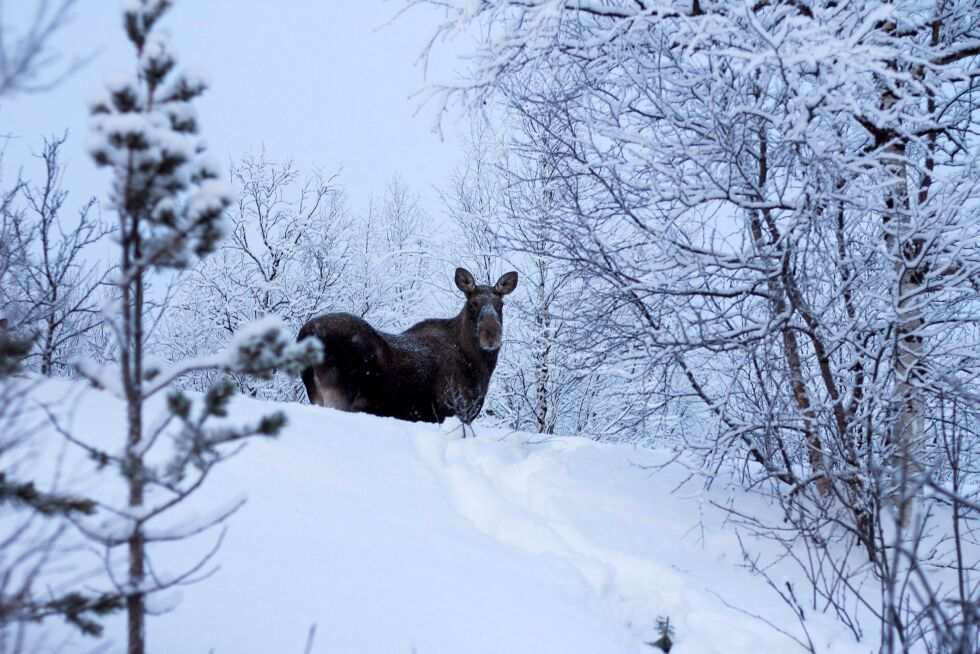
(298, 268, 518, 423)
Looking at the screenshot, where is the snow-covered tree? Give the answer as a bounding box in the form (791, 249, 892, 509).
(1, 187, 119, 643)
(346, 175, 436, 330)
(444, 117, 634, 438)
(160, 150, 350, 400)
(73, 4, 321, 653)
(6, 133, 110, 376)
(0, 7, 122, 645)
(418, 0, 980, 648)
(441, 122, 503, 284)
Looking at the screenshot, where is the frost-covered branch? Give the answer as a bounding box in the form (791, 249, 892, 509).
(0, 0, 84, 98)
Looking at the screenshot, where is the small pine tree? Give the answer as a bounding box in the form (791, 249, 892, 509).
(649, 615, 674, 653)
(77, 3, 322, 654)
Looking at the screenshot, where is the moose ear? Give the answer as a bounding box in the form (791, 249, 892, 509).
(494, 271, 519, 296)
(455, 267, 477, 294)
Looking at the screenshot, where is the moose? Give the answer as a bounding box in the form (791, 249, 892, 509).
(298, 268, 518, 424)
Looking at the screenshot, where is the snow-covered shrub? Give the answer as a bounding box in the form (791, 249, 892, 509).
(443, 121, 642, 439)
(345, 175, 437, 330)
(159, 150, 350, 401)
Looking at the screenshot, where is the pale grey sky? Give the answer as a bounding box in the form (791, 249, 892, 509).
(1, 0, 466, 218)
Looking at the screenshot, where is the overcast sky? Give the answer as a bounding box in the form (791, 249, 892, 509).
(1, 0, 467, 219)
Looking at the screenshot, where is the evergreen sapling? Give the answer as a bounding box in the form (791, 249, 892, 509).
(73, 2, 322, 653)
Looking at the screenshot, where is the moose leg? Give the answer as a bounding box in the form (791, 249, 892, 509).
(307, 339, 378, 412)
(301, 366, 321, 405)
(312, 366, 354, 411)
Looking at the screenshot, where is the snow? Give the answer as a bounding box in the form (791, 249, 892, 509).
(186, 179, 235, 221)
(103, 71, 136, 95)
(21, 378, 868, 653)
(217, 313, 319, 374)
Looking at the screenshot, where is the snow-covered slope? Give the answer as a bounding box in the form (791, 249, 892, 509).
(23, 379, 867, 653)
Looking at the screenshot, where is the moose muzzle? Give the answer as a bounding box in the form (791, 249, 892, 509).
(478, 305, 502, 351)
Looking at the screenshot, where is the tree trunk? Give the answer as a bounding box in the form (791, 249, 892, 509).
(126, 494, 145, 654)
(122, 207, 146, 654)
(878, 27, 925, 522)
(749, 121, 826, 494)
(40, 318, 55, 376)
(534, 264, 551, 434)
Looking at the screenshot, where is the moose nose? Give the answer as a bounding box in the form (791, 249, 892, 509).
(479, 323, 501, 351)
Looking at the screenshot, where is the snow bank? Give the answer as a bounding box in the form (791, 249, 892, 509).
(23, 379, 867, 653)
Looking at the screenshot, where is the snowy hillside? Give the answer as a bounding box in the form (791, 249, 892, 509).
(21, 378, 869, 654)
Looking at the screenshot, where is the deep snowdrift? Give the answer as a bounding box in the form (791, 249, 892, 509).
(19, 379, 868, 653)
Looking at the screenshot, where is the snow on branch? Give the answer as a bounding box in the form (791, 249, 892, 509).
(144, 316, 323, 397)
(219, 315, 322, 376)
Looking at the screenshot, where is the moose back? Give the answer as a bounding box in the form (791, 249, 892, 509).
(298, 268, 518, 423)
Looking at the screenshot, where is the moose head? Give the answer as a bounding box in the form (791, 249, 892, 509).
(454, 267, 519, 352)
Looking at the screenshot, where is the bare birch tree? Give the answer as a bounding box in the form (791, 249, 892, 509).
(347, 175, 436, 329)
(161, 150, 350, 400)
(7, 133, 110, 376)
